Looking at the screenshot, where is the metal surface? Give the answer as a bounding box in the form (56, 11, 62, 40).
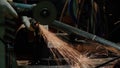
(40, 20, 120, 50)
(33, 1, 57, 25)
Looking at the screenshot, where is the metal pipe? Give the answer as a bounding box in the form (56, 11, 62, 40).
(47, 20, 120, 50)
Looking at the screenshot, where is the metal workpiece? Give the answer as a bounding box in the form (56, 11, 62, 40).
(46, 20, 120, 50)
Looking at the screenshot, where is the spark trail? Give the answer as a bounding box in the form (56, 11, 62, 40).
(39, 24, 94, 68)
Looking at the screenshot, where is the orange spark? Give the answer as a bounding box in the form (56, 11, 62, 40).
(39, 24, 94, 68)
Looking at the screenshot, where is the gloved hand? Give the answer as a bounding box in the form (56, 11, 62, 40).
(22, 16, 35, 31)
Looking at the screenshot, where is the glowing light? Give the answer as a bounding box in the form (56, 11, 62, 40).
(39, 24, 94, 68)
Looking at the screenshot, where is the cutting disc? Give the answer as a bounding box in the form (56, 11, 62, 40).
(33, 1, 57, 25)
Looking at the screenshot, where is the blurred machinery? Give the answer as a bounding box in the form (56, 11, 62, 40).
(1, 0, 120, 68)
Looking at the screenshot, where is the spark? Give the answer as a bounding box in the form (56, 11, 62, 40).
(39, 24, 94, 68)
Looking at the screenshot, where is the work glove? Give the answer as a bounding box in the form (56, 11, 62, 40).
(22, 16, 35, 31)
